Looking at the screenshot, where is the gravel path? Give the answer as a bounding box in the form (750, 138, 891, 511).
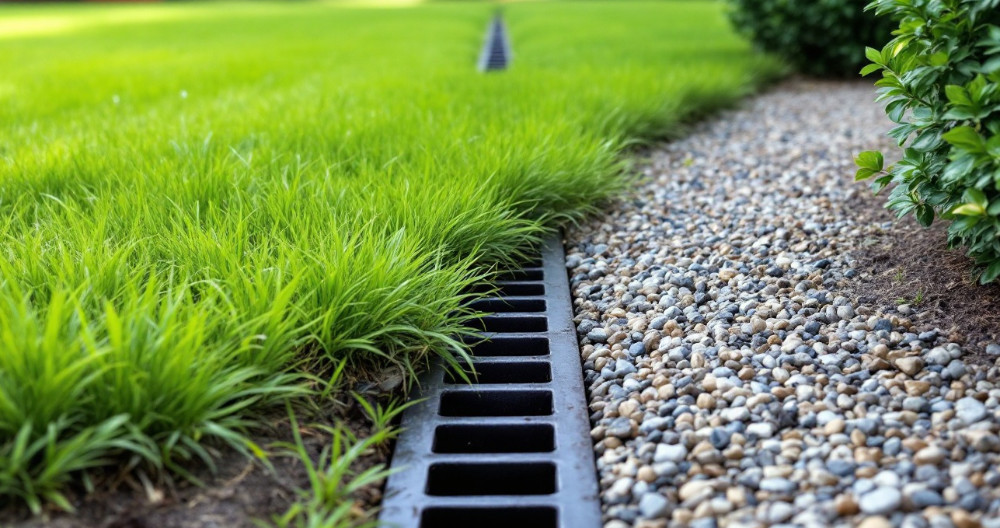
(566, 80, 1000, 528)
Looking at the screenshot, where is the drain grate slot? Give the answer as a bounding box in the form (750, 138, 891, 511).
(475, 314, 547, 333)
(381, 235, 600, 527)
(426, 462, 556, 496)
(445, 361, 551, 384)
(496, 269, 544, 281)
(421, 506, 557, 528)
(469, 297, 546, 313)
(469, 281, 545, 296)
(470, 336, 550, 357)
(439, 390, 552, 416)
(433, 424, 554, 453)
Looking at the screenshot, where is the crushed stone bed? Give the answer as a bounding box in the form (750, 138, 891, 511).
(566, 80, 1000, 528)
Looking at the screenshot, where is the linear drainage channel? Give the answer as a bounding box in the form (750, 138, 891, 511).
(477, 14, 511, 72)
(379, 236, 600, 528)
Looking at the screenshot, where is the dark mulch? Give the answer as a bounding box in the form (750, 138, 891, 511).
(848, 188, 1000, 366)
(1, 398, 391, 528)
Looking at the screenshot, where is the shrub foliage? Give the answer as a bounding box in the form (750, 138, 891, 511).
(858, 0, 1000, 283)
(727, 0, 895, 77)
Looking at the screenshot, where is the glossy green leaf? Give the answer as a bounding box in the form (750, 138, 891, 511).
(855, 150, 885, 171)
(943, 126, 986, 152)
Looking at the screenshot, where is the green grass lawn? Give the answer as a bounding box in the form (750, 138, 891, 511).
(0, 0, 777, 517)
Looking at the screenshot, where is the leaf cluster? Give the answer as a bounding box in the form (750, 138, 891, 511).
(857, 0, 1000, 283)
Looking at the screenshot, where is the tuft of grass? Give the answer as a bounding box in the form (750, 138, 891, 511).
(268, 407, 393, 528)
(896, 288, 926, 306)
(0, 0, 782, 514)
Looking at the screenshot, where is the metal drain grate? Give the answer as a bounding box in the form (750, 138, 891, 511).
(477, 15, 511, 72)
(379, 235, 600, 528)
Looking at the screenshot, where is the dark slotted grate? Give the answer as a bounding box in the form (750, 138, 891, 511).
(477, 15, 511, 72)
(379, 236, 600, 528)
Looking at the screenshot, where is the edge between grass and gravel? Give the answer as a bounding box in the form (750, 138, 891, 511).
(0, 1, 782, 525)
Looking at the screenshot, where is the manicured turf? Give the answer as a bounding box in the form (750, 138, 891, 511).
(0, 0, 778, 514)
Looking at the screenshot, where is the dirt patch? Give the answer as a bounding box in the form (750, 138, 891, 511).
(848, 188, 1000, 365)
(1, 399, 390, 528)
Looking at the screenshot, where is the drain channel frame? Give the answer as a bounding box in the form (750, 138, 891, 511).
(477, 14, 511, 72)
(379, 235, 600, 528)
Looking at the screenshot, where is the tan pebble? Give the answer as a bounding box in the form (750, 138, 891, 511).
(696, 393, 716, 410)
(643, 332, 660, 351)
(605, 437, 622, 449)
(618, 400, 639, 417)
(812, 471, 839, 487)
(869, 358, 892, 371)
(691, 353, 705, 368)
(719, 269, 737, 281)
(724, 445, 744, 460)
(702, 464, 725, 478)
(692, 441, 715, 456)
(835, 493, 859, 515)
(902, 438, 927, 451)
(679, 480, 715, 501)
(701, 374, 717, 392)
(858, 516, 892, 528)
(824, 418, 846, 435)
(856, 466, 879, 478)
(782, 430, 803, 441)
(763, 465, 793, 478)
(871, 344, 889, 358)
(637, 466, 656, 483)
(855, 447, 882, 464)
(658, 385, 675, 399)
(672, 509, 693, 525)
(727, 486, 747, 507)
(693, 501, 713, 518)
(590, 426, 605, 440)
(904, 380, 932, 396)
(894, 356, 924, 376)
(887, 350, 907, 362)
(772, 387, 794, 399)
(851, 429, 867, 446)
(914, 446, 947, 465)
(607, 331, 628, 345)
(952, 509, 981, 528)
(635, 520, 666, 528)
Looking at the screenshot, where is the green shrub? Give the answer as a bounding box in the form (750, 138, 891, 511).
(728, 0, 896, 77)
(857, 0, 1000, 283)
